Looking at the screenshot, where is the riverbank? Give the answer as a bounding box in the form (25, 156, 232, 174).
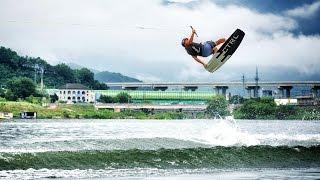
(1, 101, 319, 120)
(0, 102, 186, 119)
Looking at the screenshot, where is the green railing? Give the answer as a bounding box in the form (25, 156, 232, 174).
(47, 89, 216, 101)
(95, 90, 215, 101)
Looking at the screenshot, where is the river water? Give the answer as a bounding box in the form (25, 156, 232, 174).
(0, 119, 319, 179)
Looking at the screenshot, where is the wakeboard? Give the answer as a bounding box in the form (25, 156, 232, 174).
(205, 29, 245, 73)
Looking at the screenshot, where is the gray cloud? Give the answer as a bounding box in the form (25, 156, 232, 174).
(285, 1, 320, 19)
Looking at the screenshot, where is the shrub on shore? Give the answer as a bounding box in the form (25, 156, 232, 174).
(233, 98, 320, 120)
(206, 95, 230, 117)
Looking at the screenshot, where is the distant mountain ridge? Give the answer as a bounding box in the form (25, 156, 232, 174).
(67, 63, 141, 82)
(67, 63, 100, 74)
(95, 71, 141, 83)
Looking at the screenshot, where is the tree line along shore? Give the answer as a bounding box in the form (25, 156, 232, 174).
(1, 96, 320, 120)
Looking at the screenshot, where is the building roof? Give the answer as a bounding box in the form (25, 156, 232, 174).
(58, 83, 90, 90)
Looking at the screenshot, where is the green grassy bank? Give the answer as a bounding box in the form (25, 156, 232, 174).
(1, 99, 320, 120)
(0, 102, 185, 119)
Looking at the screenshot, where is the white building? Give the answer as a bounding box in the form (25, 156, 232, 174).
(57, 83, 95, 103)
(274, 98, 298, 105)
(0, 112, 13, 119)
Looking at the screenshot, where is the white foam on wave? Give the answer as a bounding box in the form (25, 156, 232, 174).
(1, 120, 320, 153)
(253, 133, 320, 146)
(197, 119, 260, 146)
(194, 119, 320, 147)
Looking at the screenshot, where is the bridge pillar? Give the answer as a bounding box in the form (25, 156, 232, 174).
(153, 86, 168, 91)
(312, 85, 320, 97)
(278, 86, 293, 98)
(245, 86, 252, 98)
(214, 86, 228, 96)
(246, 86, 260, 98)
(123, 86, 139, 90)
(278, 87, 284, 98)
(183, 86, 198, 91)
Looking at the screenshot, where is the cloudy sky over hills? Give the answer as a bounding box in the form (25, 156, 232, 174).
(1, 0, 319, 82)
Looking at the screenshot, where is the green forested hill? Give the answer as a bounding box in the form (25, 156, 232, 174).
(0, 47, 107, 89)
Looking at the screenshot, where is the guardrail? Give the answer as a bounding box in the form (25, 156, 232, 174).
(95, 103, 207, 111)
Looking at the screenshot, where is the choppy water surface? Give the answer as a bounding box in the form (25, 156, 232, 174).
(0, 119, 319, 179)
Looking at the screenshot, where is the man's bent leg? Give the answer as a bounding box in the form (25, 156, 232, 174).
(212, 38, 225, 53)
(215, 38, 225, 46)
(213, 47, 218, 54)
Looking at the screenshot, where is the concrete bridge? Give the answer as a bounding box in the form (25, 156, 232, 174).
(105, 81, 320, 87)
(105, 81, 320, 98)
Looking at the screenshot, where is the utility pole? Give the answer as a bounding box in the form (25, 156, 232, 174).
(242, 74, 245, 97)
(34, 64, 39, 84)
(40, 67, 44, 93)
(254, 66, 259, 98)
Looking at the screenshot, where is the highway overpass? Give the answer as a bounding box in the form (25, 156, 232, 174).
(105, 81, 320, 87)
(104, 81, 320, 98)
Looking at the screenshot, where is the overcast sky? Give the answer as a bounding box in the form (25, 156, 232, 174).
(1, 0, 320, 82)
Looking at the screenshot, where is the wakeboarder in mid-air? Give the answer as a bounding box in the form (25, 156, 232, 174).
(181, 26, 245, 73)
(181, 26, 225, 68)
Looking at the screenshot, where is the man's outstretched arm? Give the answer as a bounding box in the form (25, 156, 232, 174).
(192, 56, 206, 67)
(186, 29, 196, 45)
